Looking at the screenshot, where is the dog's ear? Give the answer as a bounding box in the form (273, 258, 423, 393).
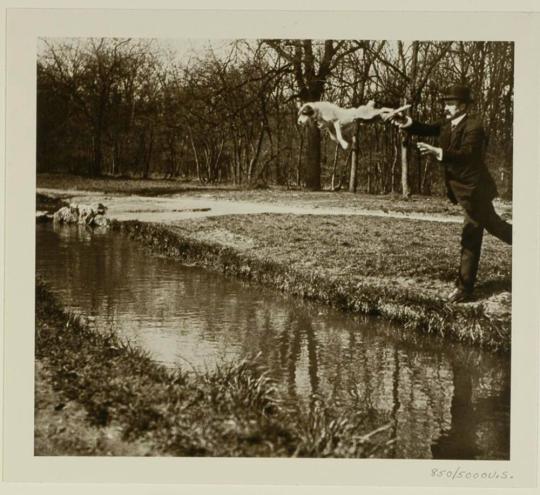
(300, 104, 315, 116)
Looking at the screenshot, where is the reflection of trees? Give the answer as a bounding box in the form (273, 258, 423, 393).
(390, 348, 401, 458)
(274, 308, 319, 398)
(300, 313, 320, 396)
(356, 336, 375, 421)
(285, 312, 302, 398)
(431, 362, 479, 459)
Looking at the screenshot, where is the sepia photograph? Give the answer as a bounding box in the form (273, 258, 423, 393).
(33, 36, 513, 460)
(4, 5, 540, 493)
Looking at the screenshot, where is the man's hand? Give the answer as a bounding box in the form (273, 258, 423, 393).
(417, 142, 443, 160)
(386, 112, 412, 129)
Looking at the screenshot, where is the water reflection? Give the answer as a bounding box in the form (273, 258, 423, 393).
(36, 223, 510, 459)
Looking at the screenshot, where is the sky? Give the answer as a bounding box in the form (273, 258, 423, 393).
(38, 37, 239, 66)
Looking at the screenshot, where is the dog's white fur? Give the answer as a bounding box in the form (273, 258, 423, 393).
(297, 100, 410, 150)
(53, 203, 108, 225)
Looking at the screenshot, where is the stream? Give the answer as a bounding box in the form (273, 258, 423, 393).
(35, 222, 510, 459)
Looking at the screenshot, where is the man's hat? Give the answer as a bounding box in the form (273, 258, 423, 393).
(441, 84, 473, 103)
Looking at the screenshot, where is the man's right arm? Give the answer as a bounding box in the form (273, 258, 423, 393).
(399, 117, 441, 137)
(392, 116, 443, 161)
(391, 114, 441, 136)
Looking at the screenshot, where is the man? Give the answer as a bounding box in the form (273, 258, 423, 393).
(390, 84, 512, 303)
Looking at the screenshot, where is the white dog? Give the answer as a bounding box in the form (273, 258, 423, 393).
(77, 203, 107, 224)
(297, 100, 410, 150)
(53, 202, 108, 225)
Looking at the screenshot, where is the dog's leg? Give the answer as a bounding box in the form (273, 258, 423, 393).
(333, 121, 349, 150)
(327, 130, 338, 144)
(323, 123, 339, 144)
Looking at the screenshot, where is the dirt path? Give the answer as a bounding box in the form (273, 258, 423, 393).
(38, 188, 465, 224)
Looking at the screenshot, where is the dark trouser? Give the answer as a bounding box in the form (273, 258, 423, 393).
(458, 197, 512, 292)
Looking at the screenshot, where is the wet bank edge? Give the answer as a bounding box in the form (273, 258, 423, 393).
(110, 220, 510, 353)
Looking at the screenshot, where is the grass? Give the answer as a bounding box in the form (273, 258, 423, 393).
(35, 280, 396, 457)
(165, 213, 510, 283)
(37, 173, 238, 197)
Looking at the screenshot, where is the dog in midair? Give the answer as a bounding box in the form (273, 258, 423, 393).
(297, 100, 410, 150)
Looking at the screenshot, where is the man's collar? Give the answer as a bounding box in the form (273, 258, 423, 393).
(451, 113, 467, 127)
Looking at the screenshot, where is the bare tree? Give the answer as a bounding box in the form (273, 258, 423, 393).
(37, 39, 513, 198)
(264, 40, 364, 190)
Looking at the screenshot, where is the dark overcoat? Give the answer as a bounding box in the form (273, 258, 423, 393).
(408, 115, 498, 209)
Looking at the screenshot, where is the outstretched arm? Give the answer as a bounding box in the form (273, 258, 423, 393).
(388, 112, 442, 137)
(387, 111, 444, 159)
(407, 120, 442, 137)
(389, 116, 443, 160)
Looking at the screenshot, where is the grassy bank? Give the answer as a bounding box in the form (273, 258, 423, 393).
(35, 175, 512, 351)
(35, 280, 394, 457)
(112, 215, 511, 352)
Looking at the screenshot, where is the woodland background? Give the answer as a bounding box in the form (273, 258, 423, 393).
(37, 39, 514, 198)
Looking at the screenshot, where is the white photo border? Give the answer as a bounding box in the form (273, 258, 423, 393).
(3, 5, 540, 492)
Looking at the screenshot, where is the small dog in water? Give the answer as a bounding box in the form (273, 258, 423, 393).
(297, 100, 410, 150)
(53, 203, 108, 225)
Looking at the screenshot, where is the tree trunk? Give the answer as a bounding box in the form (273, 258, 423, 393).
(142, 128, 154, 180)
(296, 131, 304, 187)
(91, 131, 104, 177)
(213, 139, 225, 183)
(421, 159, 431, 195)
(248, 124, 265, 184)
(391, 134, 398, 194)
(305, 123, 321, 190)
(188, 128, 202, 183)
(349, 124, 359, 193)
(231, 135, 239, 185)
(400, 133, 410, 198)
(367, 130, 373, 194)
(330, 144, 340, 191)
(111, 142, 117, 176)
(274, 99, 286, 186)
